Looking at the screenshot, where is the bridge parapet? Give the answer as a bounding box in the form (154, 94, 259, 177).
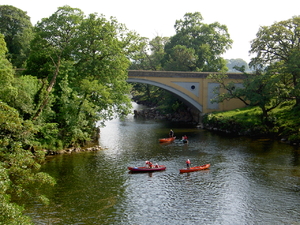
(128, 70, 245, 79)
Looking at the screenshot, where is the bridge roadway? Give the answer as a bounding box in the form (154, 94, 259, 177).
(127, 70, 246, 115)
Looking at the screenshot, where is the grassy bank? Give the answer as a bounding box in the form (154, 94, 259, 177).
(202, 102, 300, 144)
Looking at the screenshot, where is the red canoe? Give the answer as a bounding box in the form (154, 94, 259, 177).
(128, 165, 166, 172)
(159, 136, 176, 143)
(179, 164, 210, 173)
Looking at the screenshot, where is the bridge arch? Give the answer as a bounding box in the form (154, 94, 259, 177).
(127, 78, 203, 112)
(127, 70, 246, 115)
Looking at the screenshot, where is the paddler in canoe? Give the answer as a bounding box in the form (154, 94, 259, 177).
(186, 159, 191, 168)
(169, 129, 174, 137)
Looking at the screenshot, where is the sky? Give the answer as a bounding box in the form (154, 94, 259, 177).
(2, 0, 300, 62)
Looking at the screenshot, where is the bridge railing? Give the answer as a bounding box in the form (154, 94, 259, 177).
(128, 70, 246, 79)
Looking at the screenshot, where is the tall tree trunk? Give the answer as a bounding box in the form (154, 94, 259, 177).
(292, 72, 300, 107)
(295, 97, 300, 107)
(260, 106, 268, 124)
(32, 58, 61, 121)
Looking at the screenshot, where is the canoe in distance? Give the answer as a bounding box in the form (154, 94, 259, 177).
(128, 165, 166, 172)
(159, 136, 176, 143)
(179, 164, 210, 173)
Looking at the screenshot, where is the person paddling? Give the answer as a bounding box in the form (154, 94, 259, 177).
(182, 135, 188, 143)
(145, 161, 153, 168)
(186, 159, 191, 168)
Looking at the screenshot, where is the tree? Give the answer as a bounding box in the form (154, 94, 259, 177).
(128, 37, 150, 70)
(148, 36, 169, 70)
(163, 45, 198, 71)
(25, 6, 144, 147)
(0, 5, 33, 67)
(249, 16, 300, 107)
(164, 12, 232, 72)
(0, 101, 56, 224)
(70, 12, 139, 117)
(9, 75, 41, 120)
(0, 33, 16, 101)
(208, 68, 290, 123)
(130, 35, 169, 70)
(226, 58, 251, 72)
(0, 33, 55, 225)
(25, 5, 84, 121)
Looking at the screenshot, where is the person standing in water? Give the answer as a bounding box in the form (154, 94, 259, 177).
(186, 159, 191, 168)
(169, 129, 174, 137)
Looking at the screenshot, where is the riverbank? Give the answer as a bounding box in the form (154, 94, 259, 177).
(46, 102, 300, 157)
(45, 145, 106, 155)
(132, 101, 300, 146)
(202, 105, 300, 146)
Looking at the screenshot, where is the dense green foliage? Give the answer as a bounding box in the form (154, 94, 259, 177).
(202, 102, 300, 142)
(130, 36, 169, 71)
(206, 16, 300, 142)
(208, 16, 300, 122)
(208, 69, 290, 122)
(163, 12, 232, 72)
(130, 12, 232, 72)
(249, 16, 300, 107)
(23, 6, 144, 148)
(0, 5, 33, 67)
(226, 58, 251, 72)
(0, 34, 55, 224)
(0, 5, 145, 223)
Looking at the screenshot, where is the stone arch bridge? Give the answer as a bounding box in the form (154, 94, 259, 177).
(127, 70, 246, 120)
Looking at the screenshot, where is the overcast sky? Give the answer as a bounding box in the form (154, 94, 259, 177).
(2, 0, 300, 62)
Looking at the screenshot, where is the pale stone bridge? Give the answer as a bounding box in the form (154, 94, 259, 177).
(127, 70, 246, 117)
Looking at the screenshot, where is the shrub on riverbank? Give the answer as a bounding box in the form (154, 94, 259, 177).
(202, 102, 300, 144)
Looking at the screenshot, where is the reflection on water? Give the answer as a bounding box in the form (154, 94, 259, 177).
(24, 104, 300, 224)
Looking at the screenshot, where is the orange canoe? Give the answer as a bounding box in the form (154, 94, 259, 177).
(179, 163, 210, 173)
(159, 136, 176, 143)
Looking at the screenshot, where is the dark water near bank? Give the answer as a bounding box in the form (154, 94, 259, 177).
(24, 105, 300, 224)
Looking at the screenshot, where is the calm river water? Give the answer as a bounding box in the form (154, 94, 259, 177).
(24, 104, 300, 225)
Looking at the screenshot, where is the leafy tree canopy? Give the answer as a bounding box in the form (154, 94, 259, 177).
(163, 12, 233, 72)
(249, 16, 300, 106)
(208, 69, 289, 124)
(0, 5, 33, 67)
(226, 58, 251, 72)
(24, 6, 145, 147)
(130, 36, 169, 71)
(0, 33, 55, 225)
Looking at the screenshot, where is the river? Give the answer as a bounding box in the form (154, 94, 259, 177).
(24, 103, 300, 225)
